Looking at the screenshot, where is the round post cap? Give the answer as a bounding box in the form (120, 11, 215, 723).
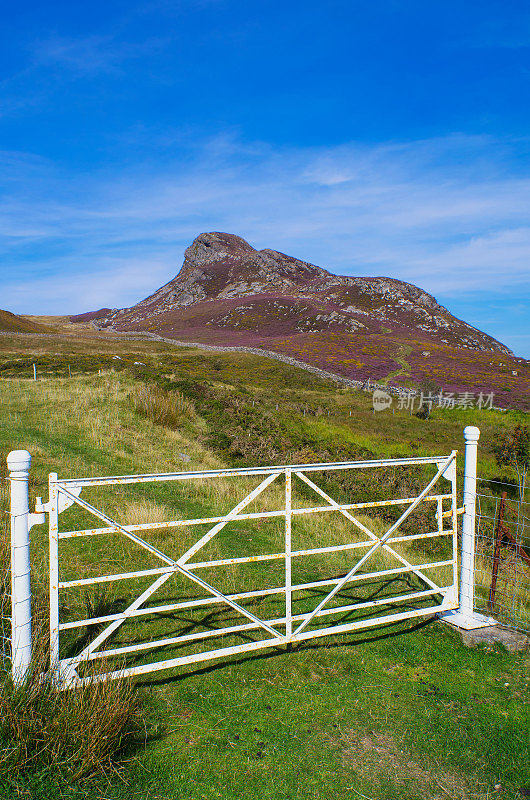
(463, 426, 480, 442)
(7, 450, 32, 472)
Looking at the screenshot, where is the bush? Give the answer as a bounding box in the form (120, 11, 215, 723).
(0, 471, 147, 798)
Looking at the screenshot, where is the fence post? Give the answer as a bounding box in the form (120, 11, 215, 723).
(440, 426, 496, 630)
(7, 450, 32, 684)
(488, 491, 506, 609)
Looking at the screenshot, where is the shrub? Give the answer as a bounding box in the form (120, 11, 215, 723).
(0, 470, 147, 798)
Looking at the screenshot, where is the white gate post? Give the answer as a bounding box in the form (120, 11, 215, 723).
(7, 450, 32, 684)
(460, 426, 480, 620)
(440, 426, 495, 630)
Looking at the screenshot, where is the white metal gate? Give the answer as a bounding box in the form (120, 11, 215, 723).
(47, 452, 458, 687)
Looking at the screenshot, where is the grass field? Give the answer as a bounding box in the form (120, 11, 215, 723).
(0, 331, 528, 800)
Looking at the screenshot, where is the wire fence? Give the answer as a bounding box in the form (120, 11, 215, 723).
(474, 479, 530, 633)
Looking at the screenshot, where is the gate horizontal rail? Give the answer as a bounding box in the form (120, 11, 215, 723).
(54, 454, 448, 487)
(67, 603, 452, 686)
(59, 495, 451, 538)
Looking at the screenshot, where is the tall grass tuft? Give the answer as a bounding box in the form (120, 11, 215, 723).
(0, 468, 147, 798)
(129, 382, 195, 429)
(0, 628, 146, 795)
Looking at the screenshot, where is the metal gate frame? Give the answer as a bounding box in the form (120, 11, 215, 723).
(45, 451, 459, 687)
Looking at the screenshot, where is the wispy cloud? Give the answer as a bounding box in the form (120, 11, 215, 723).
(1, 257, 173, 312)
(0, 28, 169, 120)
(0, 132, 529, 346)
(32, 33, 167, 76)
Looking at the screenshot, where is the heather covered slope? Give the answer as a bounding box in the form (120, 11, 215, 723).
(0, 309, 48, 333)
(71, 232, 529, 408)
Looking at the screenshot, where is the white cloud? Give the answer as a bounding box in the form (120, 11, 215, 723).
(1, 258, 173, 313)
(0, 131, 529, 318)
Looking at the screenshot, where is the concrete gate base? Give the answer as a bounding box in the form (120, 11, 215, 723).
(442, 620, 529, 652)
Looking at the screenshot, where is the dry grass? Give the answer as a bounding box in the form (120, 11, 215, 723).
(116, 497, 176, 527)
(475, 543, 530, 630)
(0, 588, 146, 794)
(0, 645, 144, 787)
(0, 375, 219, 478)
(0, 456, 147, 795)
(129, 383, 195, 429)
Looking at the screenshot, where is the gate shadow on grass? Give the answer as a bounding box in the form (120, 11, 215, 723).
(66, 575, 440, 681)
(138, 615, 435, 690)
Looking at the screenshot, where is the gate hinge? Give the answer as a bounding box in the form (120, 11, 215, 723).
(28, 497, 47, 529)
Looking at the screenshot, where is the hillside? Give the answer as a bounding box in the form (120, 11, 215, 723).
(71, 232, 529, 409)
(0, 309, 48, 334)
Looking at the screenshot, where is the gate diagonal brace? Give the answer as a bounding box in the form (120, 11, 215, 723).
(57, 485, 283, 669)
(177, 472, 279, 566)
(293, 456, 453, 638)
(295, 472, 441, 592)
(67, 572, 175, 673)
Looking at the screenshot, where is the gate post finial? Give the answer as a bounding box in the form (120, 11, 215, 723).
(463, 425, 480, 443)
(7, 450, 32, 684)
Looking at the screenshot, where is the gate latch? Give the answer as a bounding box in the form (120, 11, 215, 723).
(441, 506, 465, 518)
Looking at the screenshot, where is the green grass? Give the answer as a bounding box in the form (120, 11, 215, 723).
(126, 625, 528, 800)
(0, 333, 529, 800)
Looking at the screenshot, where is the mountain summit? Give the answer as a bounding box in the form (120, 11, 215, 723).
(149, 230, 445, 315)
(84, 231, 508, 354)
(73, 232, 528, 407)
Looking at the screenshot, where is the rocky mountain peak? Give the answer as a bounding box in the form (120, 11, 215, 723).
(181, 232, 330, 284)
(136, 232, 333, 311)
(86, 231, 512, 359)
(183, 232, 258, 267)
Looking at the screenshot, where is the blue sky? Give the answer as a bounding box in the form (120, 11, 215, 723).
(0, 0, 529, 355)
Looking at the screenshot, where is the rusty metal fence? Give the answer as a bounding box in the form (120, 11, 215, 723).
(474, 482, 530, 634)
